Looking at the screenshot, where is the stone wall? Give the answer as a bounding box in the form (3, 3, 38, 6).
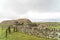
(16, 23, 60, 38)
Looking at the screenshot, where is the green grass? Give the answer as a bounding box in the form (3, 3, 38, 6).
(49, 26, 60, 29)
(0, 28, 6, 36)
(7, 32, 57, 40)
(0, 28, 6, 40)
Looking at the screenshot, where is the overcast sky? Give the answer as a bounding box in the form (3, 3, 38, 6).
(0, 0, 60, 22)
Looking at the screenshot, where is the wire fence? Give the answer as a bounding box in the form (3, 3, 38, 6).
(0, 27, 10, 40)
(0, 25, 18, 40)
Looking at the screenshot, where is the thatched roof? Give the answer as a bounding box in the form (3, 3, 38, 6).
(1, 20, 17, 25)
(16, 18, 32, 25)
(1, 18, 32, 26)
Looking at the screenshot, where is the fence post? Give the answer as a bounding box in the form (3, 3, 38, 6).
(13, 26, 18, 32)
(6, 29, 7, 38)
(2, 26, 3, 31)
(8, 26, 11, 33)
(15, 26, 18, 32)
(13, 26, 15, 32)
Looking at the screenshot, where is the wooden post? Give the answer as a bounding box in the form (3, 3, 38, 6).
(15, 26, 18, 32)
(8, 26, 11, 33)
(13, 25, 18, 32)
(2, 26, 3, 31)
(14, 27, 15, 32)
(6, 29, 7, 38)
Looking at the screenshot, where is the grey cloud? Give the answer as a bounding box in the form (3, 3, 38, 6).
(3, 0, 53, 14)
(0, 0, 60, 22)
(31, 19, 60, 22)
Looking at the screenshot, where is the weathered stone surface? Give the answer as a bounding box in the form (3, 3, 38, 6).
(37, 24, 48, 30)
(1, 20, 17, 25)
(16, 18, 32, 25)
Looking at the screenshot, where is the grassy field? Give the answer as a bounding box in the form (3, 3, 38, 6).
(0, 28, 6, 40)
(48, 26, 60, 28)
(34, 22, 60, 29)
